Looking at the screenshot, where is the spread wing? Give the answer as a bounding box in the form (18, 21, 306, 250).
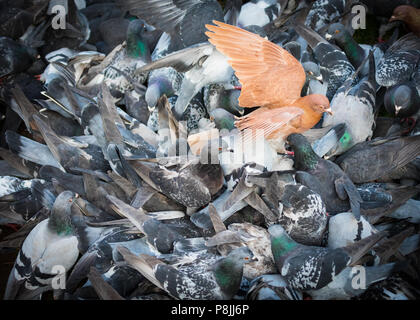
(206, 20, 306, 108)
(117, 0, 202, 34)
(235, 106, 305, 139)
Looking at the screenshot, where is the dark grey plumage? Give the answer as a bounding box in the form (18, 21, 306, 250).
(118, 0, 224, 53)
(336, 135, 420, 183)
(118, 245, 255, 300)
(269, 224, 386, 291)
(287, 133, 363, 219)
(295, 24, 356, 100)
(376, 33, 420, 88)
(384, 81, 420, 118)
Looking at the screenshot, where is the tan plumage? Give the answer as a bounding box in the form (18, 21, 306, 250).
(206, 21, 305, 108)
(205, 21, 331, 147)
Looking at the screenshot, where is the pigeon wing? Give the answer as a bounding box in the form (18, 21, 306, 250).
(235, 106, 305, 139)
(206, 20, 306, 108)
(135, 43, 215, 74)
(118, 0, 201, 34)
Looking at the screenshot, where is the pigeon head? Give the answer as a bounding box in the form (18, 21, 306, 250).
(302, 62, 323, 82)
(384, 83, 419, 118)
(227, 246, 257, 263)
(126, 19, 150, 60)
(325, 23, 347, 41)
(286, 133, 310, 149)
(211, 246, 256, 298)
(302, 94, 332, 115)
(48, 190, 76, 236)
(389, 5, 412, 23)
(287, 133, 320, 170)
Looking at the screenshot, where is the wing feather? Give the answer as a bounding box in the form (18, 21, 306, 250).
(235, 107, 305, 140)
(206, 21, 305, 108)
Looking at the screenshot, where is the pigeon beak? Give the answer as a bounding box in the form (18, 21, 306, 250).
(316, 75, 323, 82)
(147, 105, 155, 113)
(389, 15, 397, 22)
(325, 33, 333, 40)
(250, 256, 258, 262)
(325, 107, 333, 115)
(395, 105, 402, 115)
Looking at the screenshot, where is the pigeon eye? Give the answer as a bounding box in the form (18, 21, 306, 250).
(335, 30, 340, 34)
(244, 257, 249, 261)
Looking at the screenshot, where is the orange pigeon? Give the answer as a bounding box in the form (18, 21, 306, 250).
(205, 21, 332, 149)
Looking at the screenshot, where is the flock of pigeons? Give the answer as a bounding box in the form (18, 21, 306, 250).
(0, 0, 420, 301)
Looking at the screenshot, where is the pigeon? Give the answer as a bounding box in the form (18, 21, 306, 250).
(100, 19, 152, 98)
(294, 23, 356, 101)
(86, 266, 125, 300)
(360, 0, 420, 18)
(133, 40, 233, 120)
(209, 222, 277, 278)
(376, 32, 420, 88)
(358, 274, 420, 300)
(305, 0, 351, 33)
(245, 171, 328, 246)
(207, 21, 332, 152)
(65, 229, 155, 295)
(106, 195, 190, 254)
(268, 224, 386, 290)
(307, 263, 404, 300)
(322, 51, 377, 156)
(275, 183, 328, 246)
(118, 0, 224, 53)
(336, 135, 420, 183)
(128, 160, 212, 208)
(325, 22, 386, 76)
(118, 245, 256, 300)
(204, 83, 243, 117)
(4, 191, 80, 300)
(287, 133, 363, 219)
(389, 5, 420, 37)
(0, 34, 41, 78)
(384, 81, 420, 118)
(0, 176, 45, 225)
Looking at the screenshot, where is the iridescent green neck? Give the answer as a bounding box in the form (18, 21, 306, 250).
(271, 235, 298, 261)
(337, 32, 364, 66)
(48, 212, 74, 236)
(126, 34, 149, 59)
(338, 131, 353, 151)
(294, 143, 320, 171)
(213, 258, 243, 296)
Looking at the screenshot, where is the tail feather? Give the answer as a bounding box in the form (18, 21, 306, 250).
(117, 246, 164, 291)
(5, 131, 62, 169)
